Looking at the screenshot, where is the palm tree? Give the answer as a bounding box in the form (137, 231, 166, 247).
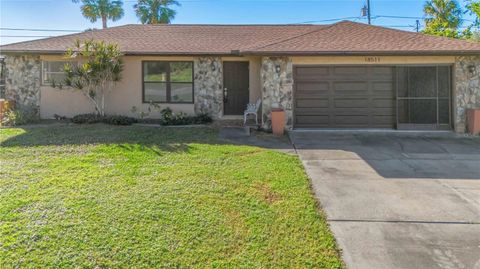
(466, 0, 480, 28)
(134, 0, 180, 24)
(423, 0, 463, 37)
(72, 0, 124, 29)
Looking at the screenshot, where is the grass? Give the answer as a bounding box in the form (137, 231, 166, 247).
(0, 124, 343, 268)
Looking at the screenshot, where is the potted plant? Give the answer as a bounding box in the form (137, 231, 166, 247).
(271, 107, 285, 135)
(467, 108, 480, 135)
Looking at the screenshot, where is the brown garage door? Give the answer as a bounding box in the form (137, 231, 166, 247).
(294, 65, 395, 128)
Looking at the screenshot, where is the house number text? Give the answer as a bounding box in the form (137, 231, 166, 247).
(365, 57, 381, 63)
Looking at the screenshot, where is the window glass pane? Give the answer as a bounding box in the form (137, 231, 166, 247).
(438, 66, 451, 98)
(408, 67, 436, 97)
(396, 67, 408, 97)
(46, 73, 67, 84)
(398, 99, 437, 124)
(170, 62, 192, 82)
(144, 62, 167, 82)
(170, 83, 193, 103)
(438, 98, 450, 124)
(43, 61, 68, 84)
(45, 61, 66, 72)
(144, 82, 167, 102)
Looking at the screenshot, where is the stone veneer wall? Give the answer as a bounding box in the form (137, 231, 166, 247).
(454, 56, 480, 132)
(193, 57, 223, 119)
(4, 54, 41, 116)
(261, 57, 293, 130)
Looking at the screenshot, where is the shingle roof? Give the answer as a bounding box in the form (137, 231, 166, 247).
(1, 21, 480, 55)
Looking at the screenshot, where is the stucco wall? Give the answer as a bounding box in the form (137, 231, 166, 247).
(22, 55, 261, 119)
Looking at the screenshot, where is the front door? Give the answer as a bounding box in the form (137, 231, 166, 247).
(223, 61, 249, 115)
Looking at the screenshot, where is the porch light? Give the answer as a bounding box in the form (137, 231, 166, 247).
(275, 65, 281, 73)
(468, 65, 476, 76)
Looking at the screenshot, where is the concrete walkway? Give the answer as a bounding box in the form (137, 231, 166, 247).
(289, 131, 480, 269)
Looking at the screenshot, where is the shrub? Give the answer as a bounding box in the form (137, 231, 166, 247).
(1, 108, 39, 126)
(71, 113, 103, 124)
(71, 110, 211, 127)
(103, 115, 137, 125)
(71, 114, 137, 126)
(159, 108, 212, 126)
(193, 113, 213, 124)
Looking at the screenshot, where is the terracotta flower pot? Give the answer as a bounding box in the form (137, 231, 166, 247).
(271, 108, 285, 135)
(467, 108, 480, 135)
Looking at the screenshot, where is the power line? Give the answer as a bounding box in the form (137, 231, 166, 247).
(0, 35, 52, 38)
(296, 16, 363, 24)
(376, 15, 424, 20)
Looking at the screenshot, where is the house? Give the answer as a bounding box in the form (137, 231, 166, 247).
(1, 21, 479, 132)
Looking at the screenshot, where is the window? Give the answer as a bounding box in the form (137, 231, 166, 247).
(0, 58, 5, 98)
(42, 61, 70, 85)
(396, 66, 452, 129)
(142, 61, 193, 103)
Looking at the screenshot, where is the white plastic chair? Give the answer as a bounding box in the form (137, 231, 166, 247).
(244, 99, 262, 125)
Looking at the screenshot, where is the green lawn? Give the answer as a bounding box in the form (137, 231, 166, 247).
(0, 124, 343, 268)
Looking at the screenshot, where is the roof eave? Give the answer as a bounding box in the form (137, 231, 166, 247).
(241, 50, 480, 56)
(2, 49, 480, 57)
(0, 49, 244, 57)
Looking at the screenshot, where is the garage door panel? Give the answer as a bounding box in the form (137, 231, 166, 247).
(372, 67, 394, 76)
(371, 107, 395, 116)
(332, 109, 370, 115)
(373, 115, 396, 124)
(295, 99, 329, 108)
(295, 108, 332, 115)
(295, 67, 329, 80)
(373, 82, 394, 93)
(296, 115, 329, 125)
(334, 115, 369, 125)
(334, 66, 368, 76)
(373, 99, 395, 108)
(294, 65, 395, 128)
(334, 82, 368, 95)
(334, 99, 369, 108)
(295, 82, 330, 93)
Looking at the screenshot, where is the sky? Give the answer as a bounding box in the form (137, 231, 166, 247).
(0, 0, 476, 45)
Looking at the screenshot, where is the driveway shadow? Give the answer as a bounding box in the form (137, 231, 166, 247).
(290, 131, 480, 180)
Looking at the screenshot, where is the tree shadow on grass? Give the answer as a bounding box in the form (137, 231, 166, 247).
(0, 124, 221, 155)
(1, 124, 295, 155)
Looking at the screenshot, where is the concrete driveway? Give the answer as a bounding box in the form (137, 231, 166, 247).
(289, 131, 480, 269)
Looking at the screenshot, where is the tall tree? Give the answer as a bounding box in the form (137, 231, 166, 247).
(72, 0, 124, 29)
(134, 0, 180, 24)
(466, 1, 480, 28)
(62, 40, 124, 116)
(423, 0, 463, 38)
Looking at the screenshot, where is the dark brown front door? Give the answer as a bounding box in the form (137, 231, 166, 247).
(223, 61, 249, 115)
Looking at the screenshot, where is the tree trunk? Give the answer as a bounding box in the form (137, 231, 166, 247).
(102, 16, 107, 29)
(101, 92, 105, 117)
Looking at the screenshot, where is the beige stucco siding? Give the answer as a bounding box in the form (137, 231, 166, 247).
(38, 55, 261, 119)
(40, 88, 93, 118)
